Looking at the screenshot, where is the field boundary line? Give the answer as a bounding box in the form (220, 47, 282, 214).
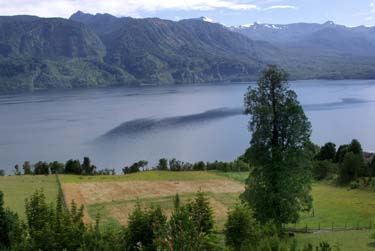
(285, 226, 373, 234)
(55, 174, 68, 210)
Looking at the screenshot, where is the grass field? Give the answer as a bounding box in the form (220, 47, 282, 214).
(0, 175, 58, 217)
(4, 171, 375, 250)
(213, 171, 249, 183)
(290, 183, 375, 230)
(295, 230, 375, 251)
(59, 171, 229, 183)
(60, 171, 244, 227)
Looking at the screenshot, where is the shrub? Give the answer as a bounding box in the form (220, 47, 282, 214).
(125, 203, 166, 251)
(224, 204, 260, 250)
(338, 152, 362, 184)
(349, 180, 359, 189)
(316, 142, 336, 161)
(313, 160, 334, 180)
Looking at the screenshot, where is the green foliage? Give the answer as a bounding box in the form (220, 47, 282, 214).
(335, 145, 350, 163)
(186, 191, 214, 234)
(154, 158, 249, 172)
(349, 139, 363, 155)
(193, 161, 206, 171)
(316, 143, 336, 161)
(0, 191, 10, 248)
(242, 65, 312, 227)
(156, 159, 168, 171)
(369, 155, 375, 178)
(0, 191, 24, 250)
(313, 160, 336, 181)
(82, 157, 96, 175)
(13, 165, 20, 176)
(14, 157, 113, 176)
(338, 152, 362, 184)
(21, 189, 87, 251)
(81, 222, 124, 251)
(4, 189, 86, 251)
(33, 161, 50, 175)
(122, 160, 148, 175)
(65, 159, 83, 175)
(125, 203, 166, 251)
(49, 161, 65, 174)
(302, 242, 337, 251)
(154, 192, 218, 251)
(224, 203, 260, 250)
(22, 161, 32, 175)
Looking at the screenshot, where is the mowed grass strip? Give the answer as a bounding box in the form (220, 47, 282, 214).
(292, 183, 375, 229)
(59, 171, 228, 183)
(0, 175, 58, 218)
(295, 230, 374, 251)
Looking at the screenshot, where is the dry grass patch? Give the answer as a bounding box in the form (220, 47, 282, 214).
(62, 179, 244, 205)
(86, 193, 240, 228)
(61, 176, 244, 225)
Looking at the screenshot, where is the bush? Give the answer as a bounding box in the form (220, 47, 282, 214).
(338, 152, 362, 184)
(125, 203, 166, 251)
(65, 159, 82, 174)
(224, 204, 260, 250)
(349, 180, 359, 189)
(316, 142, 336, 161)
(313, 160, 334, 180)
(187, 191, 214, 234)
(155, 193, 219, 251)
(123, 160, 148, 174)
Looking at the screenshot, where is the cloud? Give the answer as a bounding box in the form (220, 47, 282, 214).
(0, 0, 299, 18)
(264, 5, 296, 10)
(0, 0, 260, 17)
(363, 2, 375, 23)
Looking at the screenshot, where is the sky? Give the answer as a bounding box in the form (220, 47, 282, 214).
(0, 0, 375, 27)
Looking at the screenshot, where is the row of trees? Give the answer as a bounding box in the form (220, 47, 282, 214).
(0, 189, 335, 251)
(154, 158, 249, 172)
(2, 157, 250, 176)
(312, 139, 375, 186)
(122, 158, 249, 175)
(8, 157, 115, 176)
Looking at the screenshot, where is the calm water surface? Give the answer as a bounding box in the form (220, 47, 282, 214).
(0, 80, 374, 173)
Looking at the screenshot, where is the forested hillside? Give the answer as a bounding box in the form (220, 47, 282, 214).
(1, 12, 375, 93)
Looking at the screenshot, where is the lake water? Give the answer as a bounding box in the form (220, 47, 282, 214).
(0, 80, 374, 173)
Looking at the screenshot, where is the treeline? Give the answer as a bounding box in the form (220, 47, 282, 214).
(124, 158, 250, 174)
(1, 158, 249, 176)
(6, 157, 114, 176)
(310, 139, 375, 188)
(0, 189, 335, 251)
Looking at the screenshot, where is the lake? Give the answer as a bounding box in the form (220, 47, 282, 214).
(0, 79, 374, 173)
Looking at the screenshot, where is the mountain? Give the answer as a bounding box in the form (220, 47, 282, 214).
(0, 15, 135, 93)
(232, 22, 375, 79)
(0, 12, 279, 93)
(69, 11, 279, 85)
(2, 12, 375, 93)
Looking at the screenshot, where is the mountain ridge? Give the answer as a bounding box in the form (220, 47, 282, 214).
(1, 11, 375, 93)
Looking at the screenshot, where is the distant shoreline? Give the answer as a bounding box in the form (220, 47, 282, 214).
(1, 78, 375, 96)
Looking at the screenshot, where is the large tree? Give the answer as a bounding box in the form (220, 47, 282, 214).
(241, 65, 312, 227)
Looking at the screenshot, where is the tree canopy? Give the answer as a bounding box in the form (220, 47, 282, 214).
(241, 65, 313, 227)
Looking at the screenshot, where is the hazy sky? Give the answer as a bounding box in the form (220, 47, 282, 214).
(0, 0, 375, 26)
